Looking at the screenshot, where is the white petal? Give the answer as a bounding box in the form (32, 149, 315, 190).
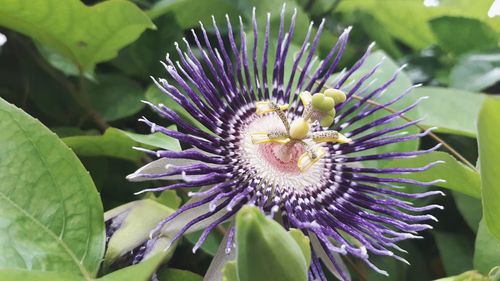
(203, 230, 236, 281)
(489, 0, 500, 17)
(161, 195, 229, 235)
(309, 233, 351, 281)
(126, 156, 215, 182)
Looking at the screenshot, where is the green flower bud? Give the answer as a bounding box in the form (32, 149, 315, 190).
(289, 117, 310, 139)
(236, 206, 309, 281)
(103, 199, 176, 269)
(324, 88, 347, 104)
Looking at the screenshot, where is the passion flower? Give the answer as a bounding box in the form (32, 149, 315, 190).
(127, 6, 443, 280)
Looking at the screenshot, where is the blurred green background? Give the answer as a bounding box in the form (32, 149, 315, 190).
(1, 0, 500, 280)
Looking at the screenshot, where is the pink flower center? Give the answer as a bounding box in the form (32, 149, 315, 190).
(258, 142, 306, 174)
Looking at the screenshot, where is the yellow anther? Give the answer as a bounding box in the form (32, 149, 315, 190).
(289, 118, 310, 140)
(251, 132, 290, 144)
(311, 131, 352, 144)
(299, 91, 312, 106)
(297, 146, 326, 172)
(255, 101, 289, 115)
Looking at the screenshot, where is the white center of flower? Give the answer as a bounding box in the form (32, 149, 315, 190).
(240, 114, 325, 191)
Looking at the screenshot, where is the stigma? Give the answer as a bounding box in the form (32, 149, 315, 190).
(251, 88, 351, 172)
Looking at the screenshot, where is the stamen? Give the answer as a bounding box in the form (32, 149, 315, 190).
(255, 101, 289, 114)
(255, 101, 290, 132)
(251, 131, 290, 144)
(312, 131, 352, 144)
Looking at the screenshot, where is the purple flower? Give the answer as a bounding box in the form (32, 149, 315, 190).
(127, 6, 444, 281)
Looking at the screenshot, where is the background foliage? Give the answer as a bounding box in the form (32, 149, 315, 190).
(1, 0, 500, 280)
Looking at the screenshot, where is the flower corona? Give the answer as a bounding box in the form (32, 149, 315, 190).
(127, 6, 444, 281)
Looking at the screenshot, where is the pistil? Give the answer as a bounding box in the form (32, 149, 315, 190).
(251, 88, 352, 172)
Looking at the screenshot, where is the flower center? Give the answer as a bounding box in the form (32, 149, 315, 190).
(250, 90, 351, 172)
(240, 114, 326, 190)
(258, 142, 305, 174)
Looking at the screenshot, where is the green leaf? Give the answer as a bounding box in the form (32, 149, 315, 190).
(158, 268, 203, 281)
(144, 190, 182, 209)
(429, 16, 497, 55)
(450, 50, 500, 92)
(412, 87, 485, 137)
(383, 151, 481, 199)
(236, 206, 308, 281)
(63, 128, 144, 162)
(63, 127, 181, 162)
(0, 98, 104, 277)
(185, 230, 222, 256)
(453, 192, 482, 233)
(0, 269, 85, 281)
(86, 74, 144, 122)
(221, 261, 239, 281)
(111, 13, 183, 79)
(474, 220, 500, 275)
(338, 0, 500, 50)
(354, 10, 403, 59)
(434, 232, 473, 275)
(0, 253, 168, 281)
(288, 229, 311, 267)
(148, 0, 240, 27)
(0, 0, 154, 72)
(433, 270, 487, 281)
(478, 97, 500, 240)
(121, 128, 181, 151)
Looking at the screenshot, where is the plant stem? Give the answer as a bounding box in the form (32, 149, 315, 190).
(351, 95, 477, 170)
(15, 36, 109, 132)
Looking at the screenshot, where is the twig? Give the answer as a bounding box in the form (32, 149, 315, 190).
(351, 96, 477, 171)
(14, 35, 109, 132)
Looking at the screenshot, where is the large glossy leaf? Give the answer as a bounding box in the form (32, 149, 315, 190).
(148, 0, 240, 26)
(450, 50, 500, 92)
(0, 253, 167, 281)
(0, 98, 104, 276)
(0, 0, 154, 72)
(63, 128, 144, 162)
(474, 221, 500, 275)
(477, 97, 500, 240)
(412, 87, 485, 137)
(434, 232, 473, 275)
(338, 0, 500, 50)
(185, 230, 222, 257)
(86, 74, 144, 122)
(111, 13, 183, 79)
(383, 151, 481, 199)
(63, 127, 180, 162)
(429, 16, 497, 55)
(453, 192, 482, 233)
